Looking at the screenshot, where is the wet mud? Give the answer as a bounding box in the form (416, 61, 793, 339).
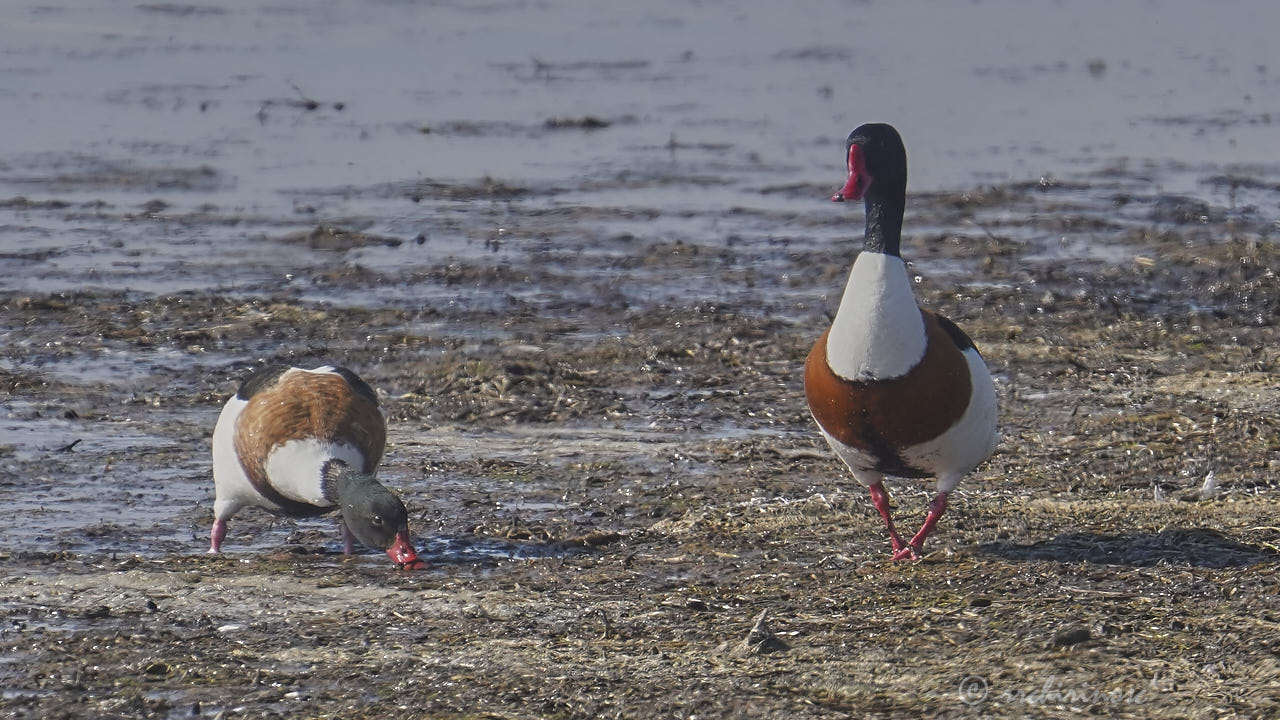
(2, 172, 1278, 718)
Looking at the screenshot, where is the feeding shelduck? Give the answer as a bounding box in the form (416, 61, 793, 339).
(209, 364, 424, 569)
(804, 123, 998, 561)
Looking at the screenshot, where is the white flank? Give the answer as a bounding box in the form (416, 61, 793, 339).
(817, 425, 882, 479)
(211, 395, 256, 521)
(899, 348, 999, 492)
(263, 438, 367, 507)
(826, 252, 926, 381)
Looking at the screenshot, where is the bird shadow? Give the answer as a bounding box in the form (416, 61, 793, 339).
(974, 527, 1280, 568)
(237, 534, 604, 573)
(417, 533, 597, 565)
(402, 528, 625, 567)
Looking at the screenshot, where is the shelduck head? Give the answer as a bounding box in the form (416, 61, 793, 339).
(323, 461, 424, 570)
(831, 123, 907, 204)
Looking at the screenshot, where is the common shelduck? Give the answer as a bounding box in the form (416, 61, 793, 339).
(209, 364, 424, 569)
(804, 123, 998, 561)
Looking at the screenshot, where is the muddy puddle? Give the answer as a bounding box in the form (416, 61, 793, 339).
(2, 0, 1280, 718)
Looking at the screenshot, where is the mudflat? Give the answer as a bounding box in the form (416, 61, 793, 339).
(3, 178, 1277, 717)
(2, 2, 1279, 718)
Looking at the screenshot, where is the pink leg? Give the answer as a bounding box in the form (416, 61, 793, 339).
(867, 481, 907, 553)
(891, 491, 949, 562)
(209, 518, 227, 554)
(340, 519, 355, 555)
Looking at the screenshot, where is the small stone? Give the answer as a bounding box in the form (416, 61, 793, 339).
(733, 610, 789, 656)
(1049, 626, 1092, 648)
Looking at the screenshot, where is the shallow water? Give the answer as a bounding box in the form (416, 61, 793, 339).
(1, 0, 1278, 559)
(4, 0, 1280, 295)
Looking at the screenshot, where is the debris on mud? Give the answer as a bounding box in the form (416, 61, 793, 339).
(2, 169, 1277, 717)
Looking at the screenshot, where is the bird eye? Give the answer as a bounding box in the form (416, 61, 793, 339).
(371, 515, 384, 527)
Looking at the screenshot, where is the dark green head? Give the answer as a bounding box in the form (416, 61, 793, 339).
(323, 462, 424, 569)
(831, 123, 907, 203)
(831, 123, 909, 256)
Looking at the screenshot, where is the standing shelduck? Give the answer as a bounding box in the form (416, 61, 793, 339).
(804, 123, 998, 561)
(210, 364, 424, 569)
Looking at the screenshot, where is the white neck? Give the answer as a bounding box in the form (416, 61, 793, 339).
(826, 252, 926, 381)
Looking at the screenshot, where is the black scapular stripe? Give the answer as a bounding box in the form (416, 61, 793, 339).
(235, 365, 290, 401)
